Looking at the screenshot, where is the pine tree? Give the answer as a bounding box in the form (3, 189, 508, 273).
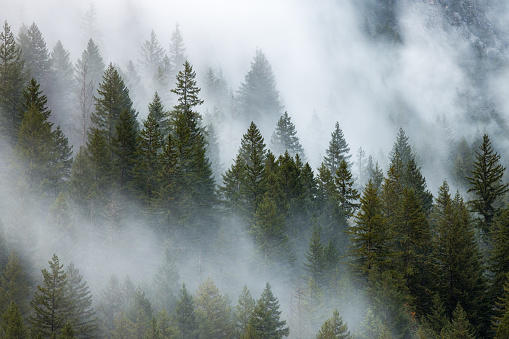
(157, 133, 182, 227)
(442, 303, 476, 339)
(90, 63, 137, 145)
(157, 308, 180, 339)
(127, 287, 153, 338)
(111, 108, 138, 191)
(425, 293, 448, 337)
(334, 159, 360, 217)
(174, 284, 198, 339)
(133, 107, 163, 204)
(490, 209, 509, 314)
(236, 49, 283, 128)
(17, 22, 51, 89)
(195, 278, 233, 339)
(30, 254, 68, 338)
(391, 127, 413, 166)
(148, 91, 170, 136)
(248, 283, 289, 339)
(467, 134, 509, 236)
(98, 275, 123, 336)
(49, 40, 74, 131)
(140, 30, 165, 82)
(218, 154, 247, 217)
(304, 226, 327, 290)
(74, 39, 105, 146)
(1, 301, 28, 338)
(169, 23, 187, 75)
(234, 286, 255, 336)
(58, 322, 76, 339)
(270, 111, 305, 159)
(112, 310, 134, 339)
(0, 251, 30, 318)
(323, 122, 351, 174)
(0, 21, 26, 138)
(315, 309, 351, 339)
(65, 262, 97, 338)
(152, 248, 180, 313)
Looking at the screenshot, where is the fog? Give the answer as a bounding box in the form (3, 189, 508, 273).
(2, 0, 509, 336)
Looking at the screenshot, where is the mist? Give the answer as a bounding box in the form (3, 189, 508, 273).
(2, 0, 509, 337)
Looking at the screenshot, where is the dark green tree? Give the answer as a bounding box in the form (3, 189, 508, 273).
(323, 122, 351, 174)
(30, 254, 68, 338)
(90, 63, 137, 145)
(442, 303, 476, 339)
(304, 226, 327, 290)
(195, 278, 233, 339)
(467, 134, 509, 236)
(17, 22, 51, 89)
(0, 21, 26, 137)
(334, 159, 360, 217)
(315, 309, 351, 339)
(174, 284, 198, 339)
(58, 322, 76, 339)
(490, 209, 509, 316)
(234, 286, 255, 336)
(111, 108, 138, 191)
(218, 153, 246, 217)
(248, 283, 289, 339)
(270, 111, 305, 159)
(148, 91, 169, 136)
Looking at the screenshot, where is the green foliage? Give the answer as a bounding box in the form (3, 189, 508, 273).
(304, 226, 327, 290)
(195, 278, 233, 339)
(0, 251, 30, 318)
(17, 22, 51, 86)
(489, 209, 509, 310)
(58, 322, 76, 339)
(112, 108, 138, 191)
(334, 159, 360, 217)
(270, 111, 305, 159)
(174, 284, 198, 339)
(1, 301, 28, 339)
(324, 122, 351, 174)
(152, 248, 180, 313)
(234, 286, 255, 336)
(467, 134, 509, 236)
(248, 283, 289, 339)
(442, 303, 476, 339)
(30, 254, 68, 338)
(315, 309, 351, 339)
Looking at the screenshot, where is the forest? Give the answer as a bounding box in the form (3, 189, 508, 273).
(2, 0, 509, 338)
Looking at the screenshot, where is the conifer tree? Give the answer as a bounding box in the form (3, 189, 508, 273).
(323, 122, 351, 174)
(234, 286, 255, 336)
(90, 63, 137, 145)
(157, 133, 182, 226)
(334, 159, 360, 217)
(218, 154, 247, 217)
(1, 301, 28, 338)
(467, 134, 509, 236)
(65, 262, 97, 338)
(98, 275, 123, 336)
(74, 39, 105, 146)
(0, 251, 30, 318)
(425, 293, 448, 337)
(112, 310, 134, 338)
(391, 127, 413, 166)
(30, 254, 68, 338)
(140, 30, 165, 82)
(49, 40, 74, 131)
(111, 108, 138, 191)
(195, 278, 233, 339)
(442, 303, 476, 339)
(270, 111, 305, 159)
(0, 21, 26, 137)
(315, 309, 351, 339)
(152, 248, 180, 313)
(248, 283, 289, 338)
(157, 308, 180, 338)
(169, 23, 187, 75)
(148, 91, 169, 136)
(304, 226, 327, 290)
(490, 209, 509, 312)
(174, 284, 198, 339)
(236, 49, 283, 128)
(127, 287, 153, 338)
(17, 22, 51, 89)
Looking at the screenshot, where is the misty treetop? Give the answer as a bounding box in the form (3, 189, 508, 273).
(2, 3, 509, 337)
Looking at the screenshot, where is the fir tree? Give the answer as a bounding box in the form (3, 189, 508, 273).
(248, 283, 289, 339)
(152, 248, 180, 313)
(490, 209, 509, 315)
(195, 278, 233, 339)
(467, 134, 509, 236)
(1, 301, 28, 339)
(315, 309, 351, 339)
(148, 91, 169, 136)
(127, 287, 153, 338)
(174, 284, 198, 339)
(0, 251, 30, 318)
(218, 154, 246, 217)
(98, 275, 123, 336)
(111, 108, 138, 191)
(49, 40, 74, 131)
(58, 322, 76, 339)
(65, 262, 97, 338)
(234, 286, 255, 336)
(0, 21, 26, 137)
(30, 254, 68, 338)
(304, 226, 327, 290)
(442, 303, 476, 339)
(236, 49, 283, 128)
(17, 22, 51, 89)
(169, 23, 187, 75)
(334, 159, 360, 217)
(323, 122, 351, 174)
(270, 111, 305, 159)
(140, 30, 165, 82)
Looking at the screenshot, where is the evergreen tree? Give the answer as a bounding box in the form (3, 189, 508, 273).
(133, 107, 163, 204)
(1, 301, 28, 339)
(234, 286, 255, 336)
(218, 154, 246, 217)
(112, 310, 134, 339)
(111, 108, 138, 191)
(195, 278, 233, 339)
(17, 22, 51, 89)
(0, 251, 30, 318)
(315, 309, 351, 339)
(323, 122, 351, 174)
(490, 209, 509, 315)
(157, 133, 182, 227)
(442, 303, 476, 339)
(453, 137, 474, 188)
(127, 287, 153, 338)
(90, 63, 137, 145)
(74, 39, 105, 146)
(390, 127, 413, 166)
(30, 254, 68, 338)
(152, 248, 180, 313)
(65, 262, 97, 338)
(157, 308, 180, 339)
(148, 91, 169, 136)
(205, 124, 222, 183)
(98, 275, 123, 336)
(169, 23, 187, 75)
(334, 159, 360, 217)
(425, 293, 448, 337)
(49, 40, 74, 131)
(467, 134, 509, 236)
(58, 322, 76, 339)
(236, 49, 283, 128)
(140, 30, 165, 83)
(0, 21, 26, 138)
(270, 111, 305, 159)
(304, 226, 327, 290)
(174, 284, 198, 339)
(248, 283, 289, 338)
(69, 147, 93, 213)
(121, 60, 145, 115)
